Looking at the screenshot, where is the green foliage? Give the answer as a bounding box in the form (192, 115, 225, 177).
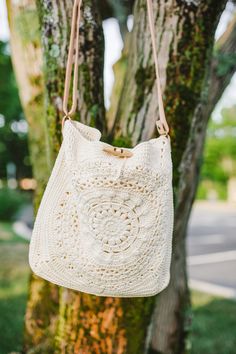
(198, 106, 236, 199)
(0, 188, 31, 221)
(0, 222, 29, 354)
(215, 51, 236, 77)
(0, 41, 32, 180)
(0, 42, 20, 121)
(191, 291, 236, 354)
(112, 135, 132, 148)
(197, 181, 227, 200)
(201, 139, 229, 183)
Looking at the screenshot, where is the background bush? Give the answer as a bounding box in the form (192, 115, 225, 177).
(0, 188, 31, 221)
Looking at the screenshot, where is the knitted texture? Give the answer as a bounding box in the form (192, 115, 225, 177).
(29, 120, 174, 297)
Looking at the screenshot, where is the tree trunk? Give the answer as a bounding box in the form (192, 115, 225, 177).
(7, 0, 233, 353)
(109, 1, 228, 352)
(149, 8, 236, 354)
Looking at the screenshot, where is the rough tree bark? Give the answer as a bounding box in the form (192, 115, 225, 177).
(7, 0, 235, 353)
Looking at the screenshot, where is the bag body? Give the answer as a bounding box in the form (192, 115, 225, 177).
(29, 0, 174, 297)
(29, 120, 173, 297)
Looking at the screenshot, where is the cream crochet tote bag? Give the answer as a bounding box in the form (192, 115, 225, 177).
(29, 0, 174, 297)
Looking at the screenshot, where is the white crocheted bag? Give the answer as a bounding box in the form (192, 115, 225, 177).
(29, 0, 174, 297)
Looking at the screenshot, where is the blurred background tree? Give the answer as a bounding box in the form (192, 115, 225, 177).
(198, 105, 236, 200)
(0, 40, 31, 181)
(0, 40, 32, 221)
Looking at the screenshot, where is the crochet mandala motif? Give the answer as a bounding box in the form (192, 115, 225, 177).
(29, 120, 174, 297)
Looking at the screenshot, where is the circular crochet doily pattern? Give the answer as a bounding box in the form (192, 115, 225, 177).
(78, 190, 143, 255)
(46, 161, 172, 295)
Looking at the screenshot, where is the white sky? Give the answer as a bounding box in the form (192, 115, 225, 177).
(0, 0, 235, 117)
(103, 18, 123, 108)
(0, 0, 9, 41)
(213, 2, 236, 121)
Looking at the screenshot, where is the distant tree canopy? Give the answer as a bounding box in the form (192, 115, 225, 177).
(198, 105, 236, 199)
(0, 40, 31, 180)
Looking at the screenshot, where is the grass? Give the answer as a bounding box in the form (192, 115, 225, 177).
(191, 291, 236, 354)
(0, 222, 30, 354)
(0, 222, 236, 353)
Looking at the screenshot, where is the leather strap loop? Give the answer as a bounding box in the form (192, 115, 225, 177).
(62, 0, 169, 134)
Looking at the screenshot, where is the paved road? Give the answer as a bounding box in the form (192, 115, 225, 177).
(187, 202, 236, 299)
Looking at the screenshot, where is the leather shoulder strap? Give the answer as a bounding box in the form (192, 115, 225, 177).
(146, 0, 169, 134)
(62, 0, 169, 134)
(62, 0, 81, 121)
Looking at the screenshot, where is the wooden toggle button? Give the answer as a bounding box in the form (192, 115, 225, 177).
(103, 146, 133, 158)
